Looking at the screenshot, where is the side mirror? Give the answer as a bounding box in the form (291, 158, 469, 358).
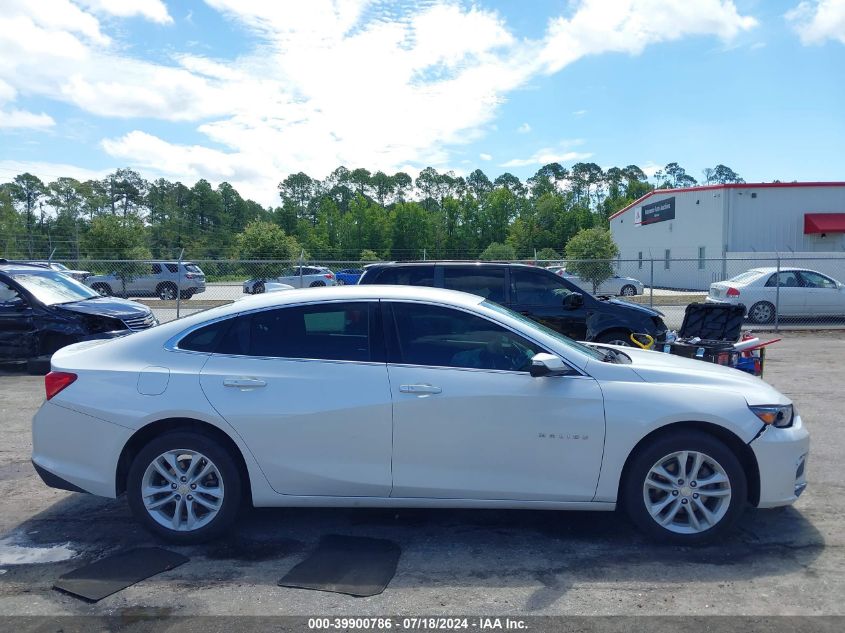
(530, 352, 571, 377)
(562, 292, 583, 309)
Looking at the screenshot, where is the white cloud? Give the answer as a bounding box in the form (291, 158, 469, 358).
(479, 153, 492, 161)
(0, 159, 108, 182)
(500, 143, 592, 168)
(539, 0, 757, 73)
(77, 0, 173, 24)
(517, 122, 531, 133)
(0, 109, 55, 129)
(786, 0, 845, 45)
(0, 0, 759, 203)
(572, 109, 588, 117)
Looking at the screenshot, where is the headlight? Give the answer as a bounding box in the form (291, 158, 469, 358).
(749, 404, 794, 428)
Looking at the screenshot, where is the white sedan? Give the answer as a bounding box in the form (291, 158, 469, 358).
(548, 267, 644, 297)
(708, 267, 845, 323)
(33, 286, 808, 544)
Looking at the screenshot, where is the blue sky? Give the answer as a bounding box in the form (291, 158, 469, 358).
(1, 0, 843, 205)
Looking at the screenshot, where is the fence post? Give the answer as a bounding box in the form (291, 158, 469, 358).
(649, 258, 654, 309)
(299, 249, 304, 288)
(774, 253, 780, 333)
(176, 248, 184, 320)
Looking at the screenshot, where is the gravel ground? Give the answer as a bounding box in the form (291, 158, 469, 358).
(0, 331, 842, 618)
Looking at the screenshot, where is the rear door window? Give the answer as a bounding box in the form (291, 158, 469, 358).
(216, 302, 374, 362)
(165, 263, 179, 273)
(441, 266, 506, 303)
(150, 264, 162, 274)
(765, 271, 801, 287)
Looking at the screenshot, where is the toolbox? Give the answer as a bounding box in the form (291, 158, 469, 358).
(666, 303, 746, 366)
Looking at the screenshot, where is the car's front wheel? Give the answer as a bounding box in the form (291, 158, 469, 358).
(620, 284, 637, 296)
(127, 431, 243, 543)
(595, 329, 633, 346)
(623, 430, 746, 544)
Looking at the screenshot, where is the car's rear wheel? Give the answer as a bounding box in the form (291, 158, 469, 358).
(595, 329, 633, 346)
(91, 283, 112, 296)
(624, 430, 746, 544)
(309, 280, 326, 287)
(621, 284, 637, 296)
(157, 282, 178, 301)
(748, 301, 775, 324)
(127, 431, 242, 543)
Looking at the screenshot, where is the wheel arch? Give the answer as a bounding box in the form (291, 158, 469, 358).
(116, 417, 253, 505)
(617, 420, 760, 507)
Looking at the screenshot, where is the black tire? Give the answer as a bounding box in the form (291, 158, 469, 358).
(92, 283, 112, 296)
(127, 431, 243, 544)
(253, 282, 265, 294)
(595, 329, 633, 346)
(620, 285, 637, 297)
(623, 429, 747, 545)
(747, 301, 775, 324)
(157, 282, 178, 301)
(309, 280, 326, 287)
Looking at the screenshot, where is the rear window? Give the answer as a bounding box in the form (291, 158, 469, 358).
(370, 266, 434, 287)
(185, 264, 203, 273)
(727, 270, 765, 283)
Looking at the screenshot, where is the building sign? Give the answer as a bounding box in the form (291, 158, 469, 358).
(638, 196, 675, 226)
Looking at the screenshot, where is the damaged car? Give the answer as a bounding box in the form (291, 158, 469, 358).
(0, 260, 157, 365)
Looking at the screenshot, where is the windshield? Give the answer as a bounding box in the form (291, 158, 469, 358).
(481, 300, 606, 361)
(10, 271, 100, 305)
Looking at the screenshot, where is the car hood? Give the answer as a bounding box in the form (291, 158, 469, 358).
(55, 296, 151, 319)
(599, 297, 664, 317)
(617, 346, 788, 406)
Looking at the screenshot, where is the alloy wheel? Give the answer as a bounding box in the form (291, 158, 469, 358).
(749, 302, 773, 324)
(642, 450, 731, 534)
(141, 449, 225, 532)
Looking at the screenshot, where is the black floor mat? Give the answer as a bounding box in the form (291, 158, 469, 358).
(54, 547, 189, 602)
(278, 534, 401, 597)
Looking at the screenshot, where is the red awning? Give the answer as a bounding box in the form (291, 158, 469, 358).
(804, 213, 845, 234)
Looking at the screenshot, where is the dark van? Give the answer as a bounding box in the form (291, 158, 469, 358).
(358, 262, 667, 345)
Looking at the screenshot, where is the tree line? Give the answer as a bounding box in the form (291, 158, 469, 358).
(0, 161, 744, 263)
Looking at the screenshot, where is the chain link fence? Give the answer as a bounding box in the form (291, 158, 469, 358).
(20, 254, 845, 332)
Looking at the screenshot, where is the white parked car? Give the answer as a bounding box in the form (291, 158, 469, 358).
(548, 266, 644, 297)
(33, 286, 808, 544)
(708, 267, 845, 324)
(242, 266, 337, 293)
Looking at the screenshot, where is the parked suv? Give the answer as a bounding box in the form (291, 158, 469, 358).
(86, 262, 206, 300)
(359, 262, 667, 344)
(0, 260, 156, 364)
(243, 266, 337, 293)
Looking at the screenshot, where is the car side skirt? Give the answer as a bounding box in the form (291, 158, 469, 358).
(247, 495, 616, 511)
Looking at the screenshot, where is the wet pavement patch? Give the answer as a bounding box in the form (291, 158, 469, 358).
(279, 534, 401, 597)
(201, 535, 304, 562)
(54, 547, 189, 602)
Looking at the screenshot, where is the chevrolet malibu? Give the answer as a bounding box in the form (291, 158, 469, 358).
(32, 286, 809, 544)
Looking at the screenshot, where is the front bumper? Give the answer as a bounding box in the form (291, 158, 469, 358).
(32, 401, 133, 498)
(750, 414, 810, 508)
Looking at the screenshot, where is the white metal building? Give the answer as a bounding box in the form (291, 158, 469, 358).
(609, 182, 845, 289)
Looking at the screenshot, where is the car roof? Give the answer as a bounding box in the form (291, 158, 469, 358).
(743, 267, 822, 274)
(0, 260, 53, 273)
(364, 261, 542, 269)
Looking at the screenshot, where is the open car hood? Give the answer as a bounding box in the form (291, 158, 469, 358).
(55, 296, 151, 319)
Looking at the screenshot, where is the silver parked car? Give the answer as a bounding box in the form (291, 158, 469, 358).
(548, 266, 644, 297)
(243, 266, 337, 294)
(708, 267, 845, 323)
(27, 262, 92, 282)
(86, 262, 206, 300)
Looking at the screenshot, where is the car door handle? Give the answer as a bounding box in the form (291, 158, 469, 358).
(223, 377, 267, 389)
(399, 384, 442, 394)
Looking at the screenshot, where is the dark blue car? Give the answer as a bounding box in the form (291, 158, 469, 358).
(335, 268, 364, 285)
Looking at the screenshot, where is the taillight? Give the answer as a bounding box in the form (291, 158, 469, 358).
(184, 273, 197, 279)
(325, 273, 333, 279)
(726, 287, 741, 297)
(45, 372, 77, 400)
